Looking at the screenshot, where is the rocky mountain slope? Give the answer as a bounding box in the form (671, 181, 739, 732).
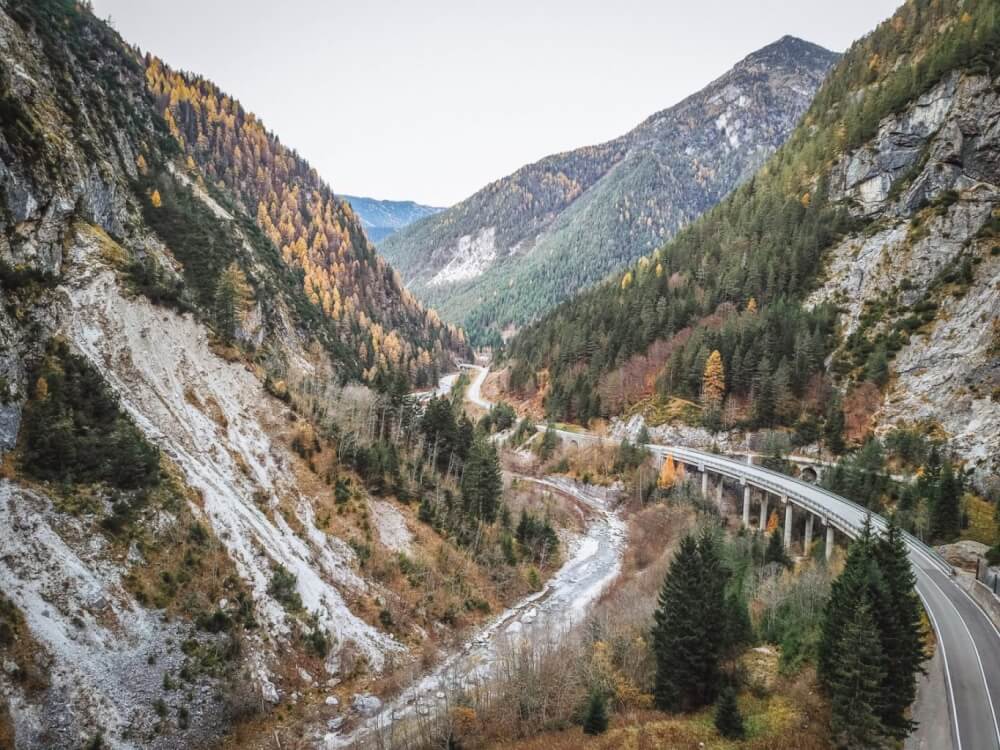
(143, 59, 468, 385)
(381, 36, 838, 344)
(504, 0, 1000, 486)
(0, 1, 472, 747)
(809, 69, 1000, 479)
(340, 195, 443, 244)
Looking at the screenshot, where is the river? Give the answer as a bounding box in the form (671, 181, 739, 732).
(321, 369, 627, 749)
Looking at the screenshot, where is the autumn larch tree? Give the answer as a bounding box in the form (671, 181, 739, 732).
(658, 455, 677, 491)
(214, 262, 251, 343)
(702, 349, 726, 407)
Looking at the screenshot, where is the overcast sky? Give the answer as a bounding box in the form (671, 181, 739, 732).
(92, 0, 901, 206)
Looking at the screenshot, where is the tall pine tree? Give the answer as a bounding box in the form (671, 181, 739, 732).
(930, 459, 961, 542)
(818, 517, 883, 689)
(652, 531, 728, 712)
(653, 535, 711, 711)
(874, 515, 927, 737)
(829, 600, 888, 749)
(461, 435, 502, 523)
(714, 685, 745, 740)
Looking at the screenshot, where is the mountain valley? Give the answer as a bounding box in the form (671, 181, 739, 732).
(1, 1, 999, 749)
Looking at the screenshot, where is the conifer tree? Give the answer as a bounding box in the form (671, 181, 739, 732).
(828, 601, 888, 750)
(636, 424, 651, 446)
(819, 518, 881, 688)
(824, 392, 846, 455)
(582, 690, 609, 735)
(539, 423, 558, 460)
(752, 356, 775, 427)
(658, 455, 677, 491)
(653, 532, 727, 712)
(721, 591, 753, 657)
(714, 685, 745, 739)
(461, 436, 502, 523)
(653, 535, 708, 711)
(214, 262, 251, 342)
(930, 459, 961, 542)
(698, 528, 727, 675)
(764, 527, 791, 568)
(866, 343, 890, 387)
(702, 350, 726, 407)
(874, 515, 927, 737)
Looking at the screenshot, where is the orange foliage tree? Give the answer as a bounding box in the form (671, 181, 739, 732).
(144, 57, 468, 384)
(658, 455, 677, 490)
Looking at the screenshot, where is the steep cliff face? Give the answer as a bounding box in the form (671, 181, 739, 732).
(809, 71, 1000, 479)
(381, 36, 838, 342)
(0, 2, 447, 747)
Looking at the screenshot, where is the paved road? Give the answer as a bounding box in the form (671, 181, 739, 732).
(656, 445, 1000, 750)
(459, 362, 491, 409)
(461, 364, 1000, 750)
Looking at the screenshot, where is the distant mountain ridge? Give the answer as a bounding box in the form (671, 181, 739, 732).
(341, 195, 444, 243)
(504, 0, 1000, 482)
(380, 35, 839, 344)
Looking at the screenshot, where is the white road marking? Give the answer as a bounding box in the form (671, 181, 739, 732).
(918, 587, 963, 750)
(924, 572, 1000, 748)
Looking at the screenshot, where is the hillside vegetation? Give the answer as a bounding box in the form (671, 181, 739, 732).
(144, 58, 467, 385)
(341, 195, 443, 244)
(505, 0, 1000, 477)
(382, 36, 837, 345)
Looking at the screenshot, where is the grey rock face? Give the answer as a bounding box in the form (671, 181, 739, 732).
(811, 72, 1000, 484)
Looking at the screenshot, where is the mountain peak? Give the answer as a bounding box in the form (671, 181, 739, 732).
(380, 32, 838, 344)
(736, 34, 839, 72)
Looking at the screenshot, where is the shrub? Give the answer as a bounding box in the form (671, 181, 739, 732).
(267, 565, 302, 612)
(582, 690, 609, 735)
(304, 622, 330, 658)
(714, 686, 745, 739)
(197, 609, 233, 634)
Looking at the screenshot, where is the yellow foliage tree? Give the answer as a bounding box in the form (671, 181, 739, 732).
(746, 297, 758, 314)
(214, 262, 251, 342)
(702, 350, 725, 407)
(150, 189, 162, 208)
(34, 377, 49, 402)
(658, 455, 677, 489)
(143, 56, 465, 384)
(621, 271, 633, 291)
(766, 511, 779, 533)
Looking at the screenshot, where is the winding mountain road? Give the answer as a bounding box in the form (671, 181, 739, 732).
(462, 363, 1000, 750)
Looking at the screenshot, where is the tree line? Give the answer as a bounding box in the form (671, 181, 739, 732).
(504, 0, 1000, 437)
(649, 515, 925, 748)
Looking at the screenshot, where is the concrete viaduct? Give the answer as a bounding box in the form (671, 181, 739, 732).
(453, 365, 1000, 749)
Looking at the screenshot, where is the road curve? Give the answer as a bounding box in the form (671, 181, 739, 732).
(653, 444, 1000, 750)
(459, 362, 491, 409)
(460, 364, 1000, 750)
